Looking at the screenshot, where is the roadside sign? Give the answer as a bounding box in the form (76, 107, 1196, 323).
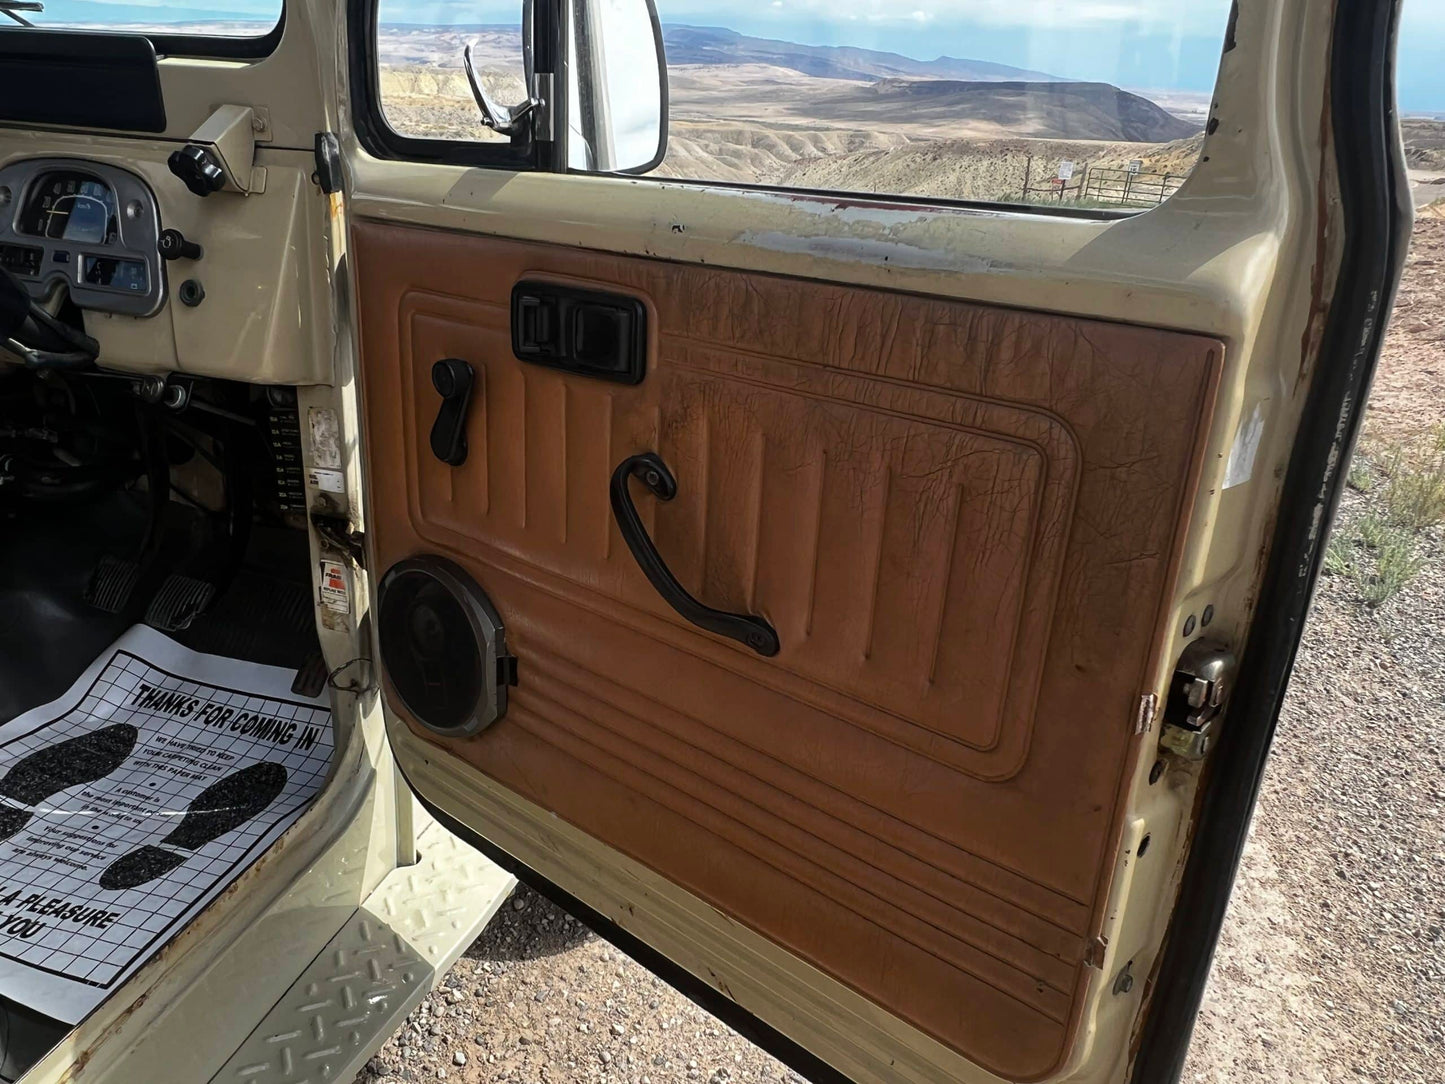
(1057, 160, 1074, 181)
(1128, 159, 1143, 174)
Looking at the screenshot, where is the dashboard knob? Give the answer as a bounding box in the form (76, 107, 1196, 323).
(167, 144, 226, 198)
(158, 229, 202, 262)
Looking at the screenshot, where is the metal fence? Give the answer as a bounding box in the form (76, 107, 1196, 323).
(1080, 167, 1183, 206)
(1019, 159, 1185, 207)
(1020, 157, 1084, 202)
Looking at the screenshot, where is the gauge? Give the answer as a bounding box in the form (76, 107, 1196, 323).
(0, 243, 42, 277)
(82, 254, 149, 293)
(16, 171, 119, 246)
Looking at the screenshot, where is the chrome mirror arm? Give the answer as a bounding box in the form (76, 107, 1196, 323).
(463, 44, 540, 137)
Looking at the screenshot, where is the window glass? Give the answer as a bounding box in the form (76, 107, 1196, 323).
(376, 2, 526, 143)
(13, 0, 281, 38)
(373, 0, 1233, 209)
(644, 0, 1229, 206)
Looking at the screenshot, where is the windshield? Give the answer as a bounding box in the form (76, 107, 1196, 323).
(0, 0, 282, 39)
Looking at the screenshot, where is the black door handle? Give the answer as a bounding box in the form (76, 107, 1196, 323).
(609, 452, 780, 657)
(430, 358, 475, 466)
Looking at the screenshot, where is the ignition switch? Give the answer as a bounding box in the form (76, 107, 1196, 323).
(1160, 640, 1237, 760)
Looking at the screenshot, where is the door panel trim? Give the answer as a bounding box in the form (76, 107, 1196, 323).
(354, 221, 1223, 1080)
(343, 1, 1349, 1078)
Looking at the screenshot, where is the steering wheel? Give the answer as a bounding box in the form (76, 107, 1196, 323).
(0, 265, 99, 370)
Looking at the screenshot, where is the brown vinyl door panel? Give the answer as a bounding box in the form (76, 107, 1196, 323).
(354, 219, 1222, 1081)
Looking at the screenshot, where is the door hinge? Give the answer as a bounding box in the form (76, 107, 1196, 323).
(1159, 640, 1237, 760)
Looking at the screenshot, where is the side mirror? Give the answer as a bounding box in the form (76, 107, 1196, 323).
(566, 0, 668, 173)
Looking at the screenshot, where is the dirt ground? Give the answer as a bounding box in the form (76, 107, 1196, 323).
(355, 219, 1445, 1084)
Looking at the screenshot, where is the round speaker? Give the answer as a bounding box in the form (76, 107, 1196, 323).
(377, 556, 512, 735)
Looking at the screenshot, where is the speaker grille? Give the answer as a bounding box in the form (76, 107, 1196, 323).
(377, 557, 508, 734)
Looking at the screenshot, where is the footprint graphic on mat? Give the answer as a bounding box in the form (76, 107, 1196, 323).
(98, 762, 288, 891)
(0, 724, 140, 843)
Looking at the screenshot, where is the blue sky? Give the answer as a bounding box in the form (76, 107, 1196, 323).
(30, 0, 1445, 111)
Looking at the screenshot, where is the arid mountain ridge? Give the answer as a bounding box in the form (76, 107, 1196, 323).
(659, 25, 1062, 84)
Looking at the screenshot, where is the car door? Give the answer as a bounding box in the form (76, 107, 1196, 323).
(338, 0, 1409, 1079)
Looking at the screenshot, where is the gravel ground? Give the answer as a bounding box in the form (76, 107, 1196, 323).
(356, 219, 1445, 1084)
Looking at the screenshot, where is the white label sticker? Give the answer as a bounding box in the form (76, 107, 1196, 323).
(306, 468, 345, 494)
(319, 561, 350, 614)
(1224, 403, 1266, 490)
(308, 407, 342, 469)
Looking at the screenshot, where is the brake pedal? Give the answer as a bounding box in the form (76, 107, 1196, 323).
(145, 574, 217, 632)
(83, 556, 141, 614)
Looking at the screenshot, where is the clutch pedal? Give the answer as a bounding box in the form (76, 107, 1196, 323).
(83, 556, 142, 614)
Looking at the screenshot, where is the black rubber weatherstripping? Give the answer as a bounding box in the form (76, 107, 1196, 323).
(98, 761, 288, 890)
(609, 452, 780, 657)
(1128, 0, 1411, 1080)
(0, 724, 138, 843)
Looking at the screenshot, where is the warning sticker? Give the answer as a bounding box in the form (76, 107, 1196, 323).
(0, 626, 332, 1023)
(319, 560, 351, 614)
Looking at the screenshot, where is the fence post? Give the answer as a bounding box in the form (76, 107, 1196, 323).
(1022, 155, 1032, 200)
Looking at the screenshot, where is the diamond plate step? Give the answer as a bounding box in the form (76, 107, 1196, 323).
(210, 822, 514, 1084)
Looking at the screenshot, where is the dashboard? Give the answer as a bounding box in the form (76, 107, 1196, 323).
(0, 158, 164, 317)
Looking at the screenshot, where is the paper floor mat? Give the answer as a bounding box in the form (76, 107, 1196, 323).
(0, 625, 332, 1023)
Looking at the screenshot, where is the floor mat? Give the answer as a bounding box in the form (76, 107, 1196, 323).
(0, 625, 332, 1024)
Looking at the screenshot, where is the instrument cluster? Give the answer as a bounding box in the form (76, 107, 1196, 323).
(0, 159, 164, 317)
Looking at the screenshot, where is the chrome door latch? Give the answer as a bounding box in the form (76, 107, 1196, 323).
(1160, 640, 1237, 760)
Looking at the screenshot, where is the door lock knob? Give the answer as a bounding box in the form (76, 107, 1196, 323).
(158, 229, 203, 262)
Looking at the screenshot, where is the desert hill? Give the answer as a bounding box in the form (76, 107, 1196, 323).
(797, 78, 1199, 143)
(770, 134, 1206, 203)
